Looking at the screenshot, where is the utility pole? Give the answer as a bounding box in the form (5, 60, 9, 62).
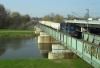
(86, 9, 89, 19)
(86, 9, 89, 32)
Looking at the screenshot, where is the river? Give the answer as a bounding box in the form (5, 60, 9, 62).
(0, 37, 42, 59)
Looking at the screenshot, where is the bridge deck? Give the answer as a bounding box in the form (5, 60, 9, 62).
(65, 20, 100, 25)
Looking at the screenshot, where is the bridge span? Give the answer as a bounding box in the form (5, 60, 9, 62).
(65, 20, 100, 28)
(36, 21, 100, 68)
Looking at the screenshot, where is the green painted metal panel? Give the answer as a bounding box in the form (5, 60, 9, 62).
(47, 28, 50, 34)
(88, 34, 94, 43)
(53, 30, 56, 38)
(53, 30, 55, 38)
(50, 29, 53, 35)
(61, 33, 63, 42)
(54, 30, 56, 38)
(92, 56, 100, 65)
(51, 30, 53, 36)
(72, 38, 77, 49)
(58, 32, 61, 41)
(83, 43, 92, 64)
(67, 36, 71, 46)
(77, 40, 83, 52)
(83, 33, 89, 41)
(83, 43, 91, 55)
(94, 35, 100, 45)
(55, 31, 57, 39)
(52, 30, 55, 37)
(92, 60, 100, 68)
(46, 27, 49, 33)
(82, 55, 92, 66)
(64, 35, 67, 44)
(55, 31, 58, 39)
(49, 29, 52, 35)
(57, 32, 60, 40)
(91, 46, 98, 58)
(91, 47, 100, 68)
(97, 48, 100, 60)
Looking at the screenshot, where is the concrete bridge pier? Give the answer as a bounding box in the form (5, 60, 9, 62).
(37, 32, 57, 58)
(48, 44, 77, 59)
(35, 27, 41, 35)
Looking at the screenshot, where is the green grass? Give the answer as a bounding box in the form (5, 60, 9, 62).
(0, 29, 35, 38)
(0, 58, 93, 68)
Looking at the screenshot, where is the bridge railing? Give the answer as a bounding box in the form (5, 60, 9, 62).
(83, 33, 100, 46)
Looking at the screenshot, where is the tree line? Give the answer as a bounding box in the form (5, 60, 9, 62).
(42, 13, 88, 23)
(0, 4, 31, 29)
(42, 13, 64, 23)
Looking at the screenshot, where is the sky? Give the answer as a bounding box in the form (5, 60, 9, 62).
(0, 0, 100, 17)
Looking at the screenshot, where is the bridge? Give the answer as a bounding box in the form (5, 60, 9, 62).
(36, 20, 100, 68)
(65, 20, 100, 25)
(65, 20, 100, 28)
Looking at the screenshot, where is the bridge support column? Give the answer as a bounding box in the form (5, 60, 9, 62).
(35, 27, 41, 35)
(48, 44, 77, 59)
(38, 32, 58, 58)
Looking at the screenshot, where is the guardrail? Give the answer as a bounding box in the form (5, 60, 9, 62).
(83, 33, 100, 46)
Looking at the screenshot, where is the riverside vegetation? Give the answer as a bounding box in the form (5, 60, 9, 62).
(0, 29, 35, 38)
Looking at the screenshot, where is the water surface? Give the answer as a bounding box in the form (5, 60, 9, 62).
(0, 37, 42, 59)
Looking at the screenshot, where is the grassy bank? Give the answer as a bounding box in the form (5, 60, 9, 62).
(0, 29, 35, 38)
(0, 58, 93, 68)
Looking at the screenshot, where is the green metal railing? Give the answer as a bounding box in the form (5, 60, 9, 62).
(38, 23, 100, 68)
(83, 32, 100, 46)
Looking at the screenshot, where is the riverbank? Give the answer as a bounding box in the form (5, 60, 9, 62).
(0, 58, 93, 68)
(0, 29, 35, 38)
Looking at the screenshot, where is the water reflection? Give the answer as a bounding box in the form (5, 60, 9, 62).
(0, 48, 6, 56)
(38, 43, 52, 58)
(0, 37, 42, 59)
